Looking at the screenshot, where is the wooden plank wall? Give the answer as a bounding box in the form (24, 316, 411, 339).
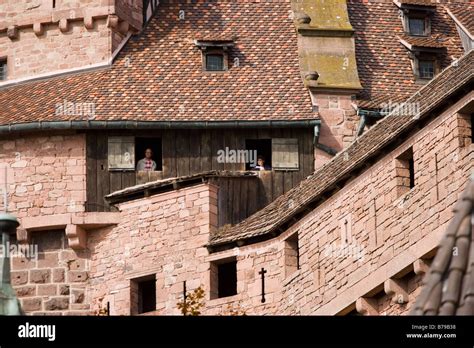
(85, 129, 315, 225)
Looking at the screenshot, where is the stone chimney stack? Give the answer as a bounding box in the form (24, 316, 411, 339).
(292, 0, 362, 168)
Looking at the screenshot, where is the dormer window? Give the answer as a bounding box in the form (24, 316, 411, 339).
(396, 1, 434, 37)
(195, 40, 234, 72)
(418, 60, 434, 79)
(206, 53, 225, 71)
(408, 17, 425, 36)
(405, 14, 430, 36)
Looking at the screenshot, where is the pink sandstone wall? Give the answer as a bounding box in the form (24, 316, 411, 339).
(87, 183, 218, 315)
(10, 229, 91, 315)
(0, 132, 90, 315)
(0, 0, 141, 80)
(0, 19, 112, 80)
(2, 95, 471, 316)
(0, 132, 86, 218)
(287, 94, 471, 315)
(202, 92, 473, 315)
(312, 93, 359, 168)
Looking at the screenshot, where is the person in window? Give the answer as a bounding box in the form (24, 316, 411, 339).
(136, 148, 157, 171)
(252, 155, 271, 171)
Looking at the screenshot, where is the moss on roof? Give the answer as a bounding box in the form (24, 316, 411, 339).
(294, 0, 354, 31)
(301, 51, 362, 89)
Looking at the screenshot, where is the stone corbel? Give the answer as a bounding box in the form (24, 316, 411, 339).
(84, 16, 94, 30)
(59, 18, 69, 32)
(413, 258, 431, 275)
(33, 22, 44, 36)
(107, 15, 119, 29)
(355, 297, 378, 315)
(65, 224, 87, 250)
(384, 278, 409, 304)
(16, 228, 30, 244)
(118, 21, 129, 34)
(7, 25, 19, 40)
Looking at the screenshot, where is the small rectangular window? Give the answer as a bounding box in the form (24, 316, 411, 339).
(108, 136, 135, 170)
(395, 148, 415, 197)
(272, 138, 299, 170)
(135, 137, 162, 171)
(131, 275, 156, 314)
(245, 139, 272, 170)
(210, 259, 237, 299)
(107, 137, 163, 172)
(206, 54, 224, 71)
(0, 59, 7, 81)
(409, 18, 425, 36)
(419, 60, 434, 79)
(284, 233, 299, 277)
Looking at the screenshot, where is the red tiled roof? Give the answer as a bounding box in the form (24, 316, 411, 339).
(208, 49, 474, 248)
(0, 0, 468, 125)
(411, 178, 474, 315)
(348, 0, 464, 109)
(447, 2, 474, 36)
(0, 0, 314, 126)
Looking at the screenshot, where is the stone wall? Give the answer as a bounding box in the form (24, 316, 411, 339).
(313, 93, 359, 168)
(202, 93, 473, 315)
(281, 94, 472, 315)
(10, 229, 91, 315)
(87, 183, 218, 315)
(0, 132, 86, 218)
(0, 0, 142, 80)
(3, 98, 471, 316)
(0, 19, 112, 80)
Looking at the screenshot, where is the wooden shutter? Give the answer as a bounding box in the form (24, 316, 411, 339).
(272, 138, 299, 170)
(108, 136, 135, 170)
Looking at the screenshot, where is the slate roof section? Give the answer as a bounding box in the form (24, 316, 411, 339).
(208, 49, 474, 248)
(0, 0, 314, 126)
(411, 178, 474, 315)
(348, 0, 464, 109)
